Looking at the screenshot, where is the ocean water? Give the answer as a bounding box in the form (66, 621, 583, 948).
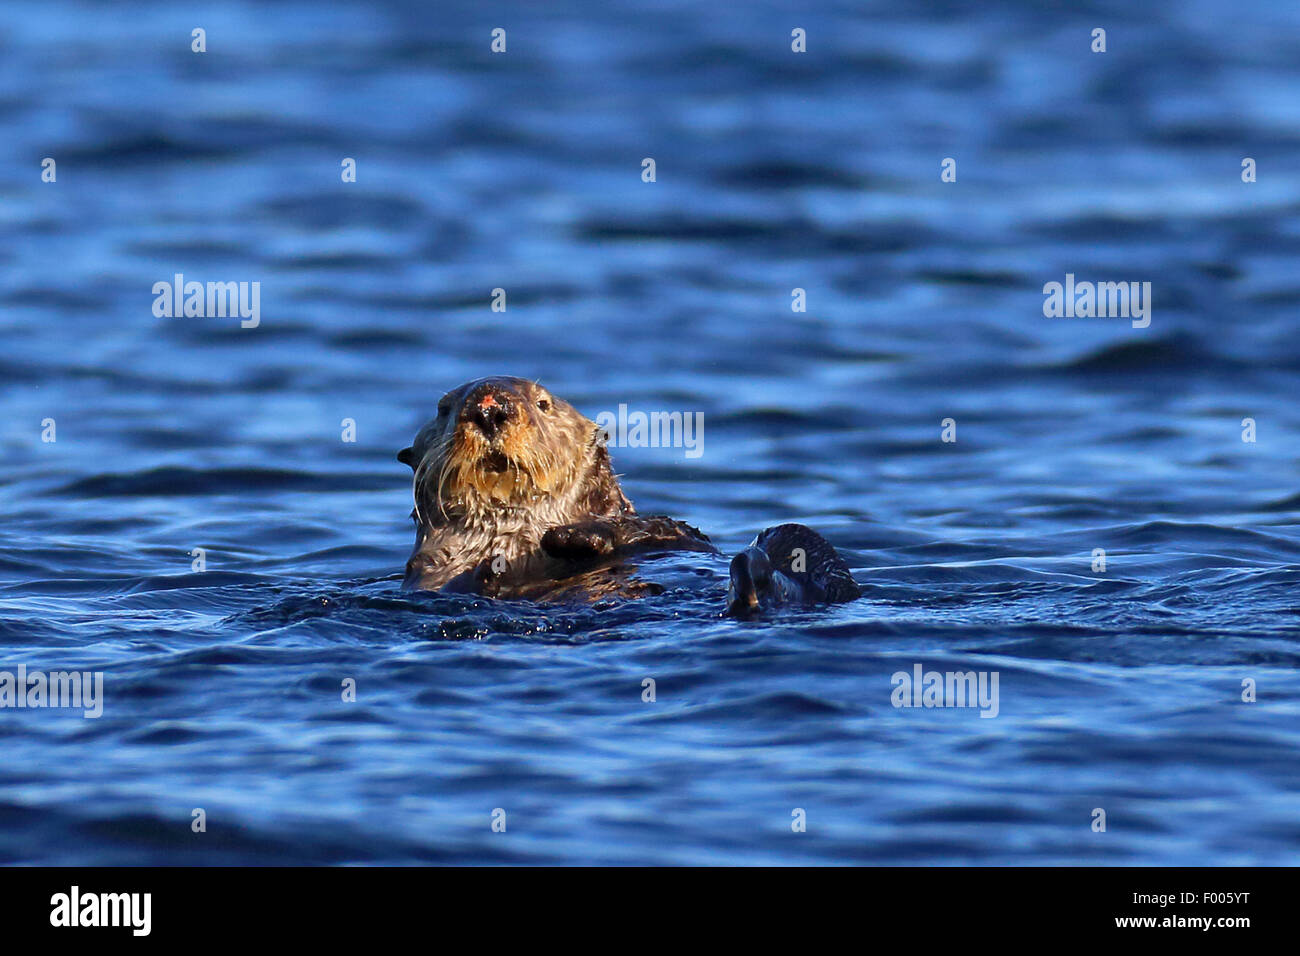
(1, 0, 1299, 865)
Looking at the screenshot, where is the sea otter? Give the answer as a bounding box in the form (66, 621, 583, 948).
(398, 376, 858, 613)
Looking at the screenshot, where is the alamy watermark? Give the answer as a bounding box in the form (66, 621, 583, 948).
(1043, 273, 1150, 328)
(152, 273, 260, 328)
(0, 665, 103, 718)
(594, 405, 704, 459)
(891, 663, 999, 718)
(50, 886, 150, 936)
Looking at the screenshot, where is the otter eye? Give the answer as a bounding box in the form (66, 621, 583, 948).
(537, 399, 551, 413)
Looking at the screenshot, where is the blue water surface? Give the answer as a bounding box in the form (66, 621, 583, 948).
(1, 0, 1299, 865)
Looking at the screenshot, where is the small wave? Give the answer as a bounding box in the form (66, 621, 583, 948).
(1052, 334, 1226, 373)
(52, 466, 393, 497)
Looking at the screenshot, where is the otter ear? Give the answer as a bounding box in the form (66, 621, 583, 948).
(397, 447, 416, 469)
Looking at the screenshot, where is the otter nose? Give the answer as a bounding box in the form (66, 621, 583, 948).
(468, 391, 511, 437)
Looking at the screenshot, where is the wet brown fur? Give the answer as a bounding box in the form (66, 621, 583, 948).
(399, 376, 714, 597)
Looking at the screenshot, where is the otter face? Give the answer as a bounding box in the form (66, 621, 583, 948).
(400, 376, 625, 526)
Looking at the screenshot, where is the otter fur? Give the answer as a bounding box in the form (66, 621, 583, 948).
(398, 376, 714, 597)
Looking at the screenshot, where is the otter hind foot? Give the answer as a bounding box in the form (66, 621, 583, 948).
(725, 523, 860, 618)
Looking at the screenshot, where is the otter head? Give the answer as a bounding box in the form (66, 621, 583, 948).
(725, 546, 806, 618)
(399, 376, 632, 530)
(724, 524, 861, 618)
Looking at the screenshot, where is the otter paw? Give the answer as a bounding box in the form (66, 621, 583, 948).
(541, 523, 616, 559)
(440, 554, 507, 596)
